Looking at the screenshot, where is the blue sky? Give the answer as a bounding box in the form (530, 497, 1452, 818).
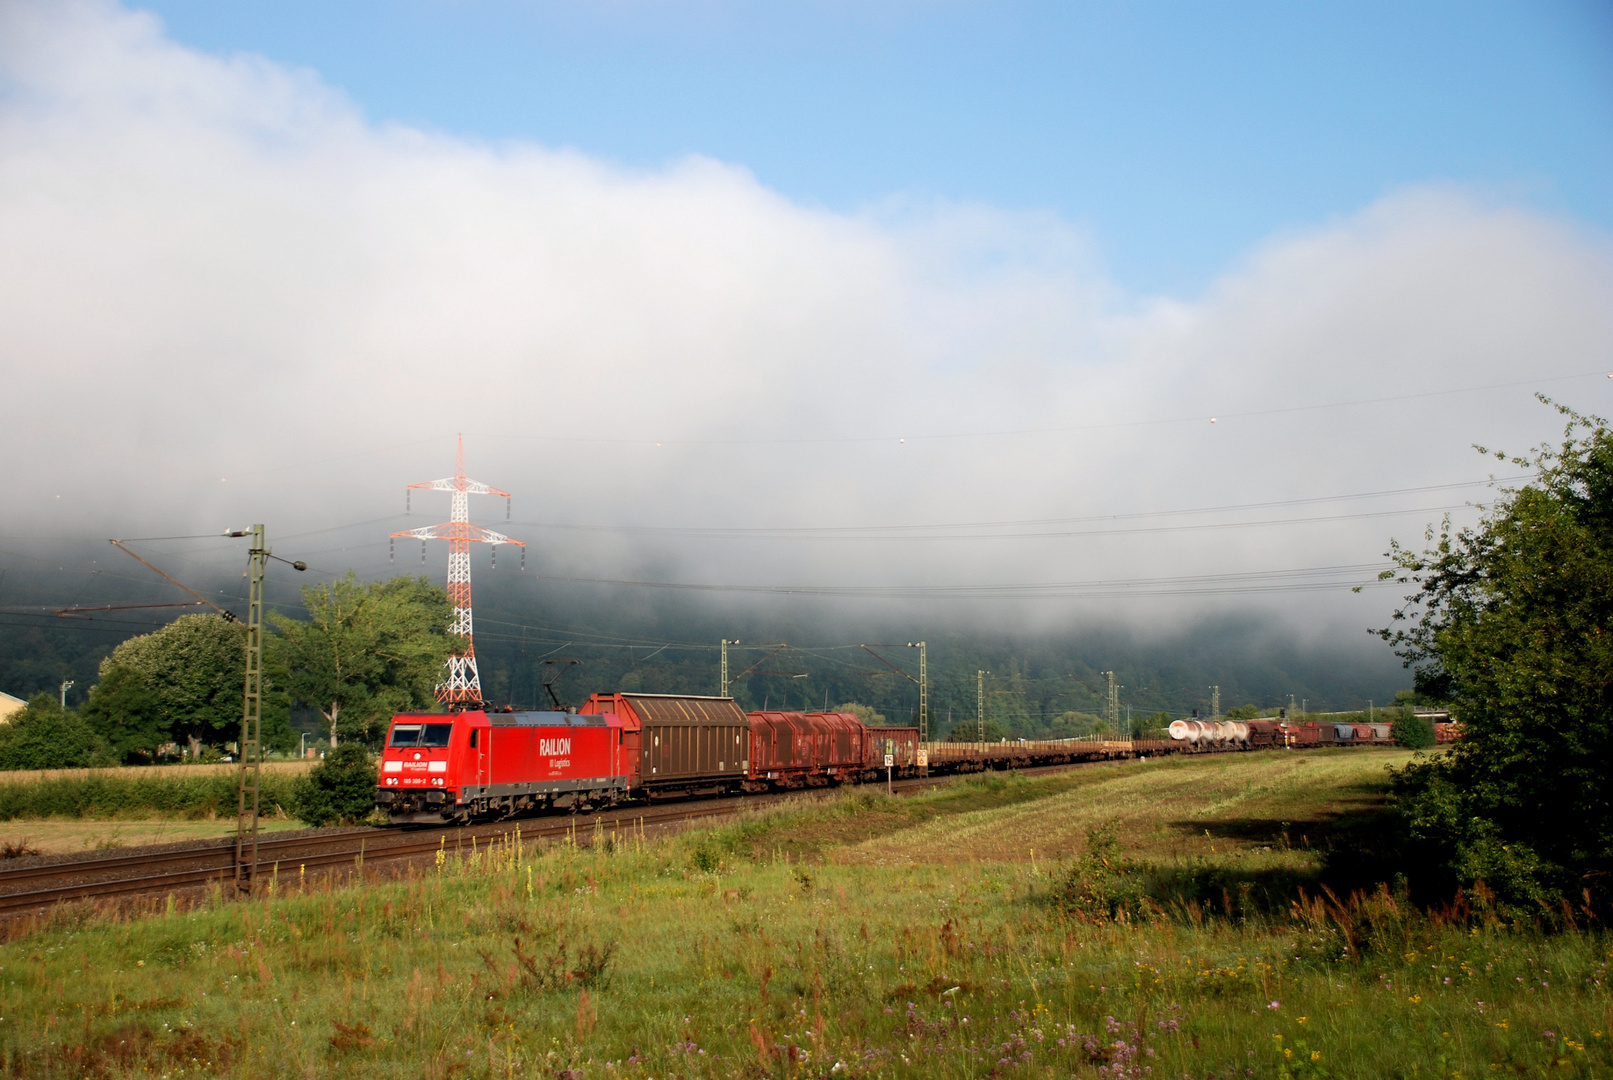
(135, 0, 1613, 296)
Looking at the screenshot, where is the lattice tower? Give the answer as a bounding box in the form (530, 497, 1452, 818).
(391, 436, 524, 707)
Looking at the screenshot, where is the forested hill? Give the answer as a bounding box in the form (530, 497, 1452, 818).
(2, 567, 1407, 738)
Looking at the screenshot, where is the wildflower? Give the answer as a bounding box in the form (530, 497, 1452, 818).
(1311, 1051, 1321, 1061)
(1267, 1001, 1280, 1010)
(1296, 1017, 1307, 1025)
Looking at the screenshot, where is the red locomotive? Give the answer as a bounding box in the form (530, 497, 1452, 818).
(376, 710, 629, 824)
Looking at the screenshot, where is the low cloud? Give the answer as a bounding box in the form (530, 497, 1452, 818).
(3, 0, 1611, 637)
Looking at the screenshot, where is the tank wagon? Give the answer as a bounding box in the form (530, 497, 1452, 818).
(1166, 716, 1401, 752)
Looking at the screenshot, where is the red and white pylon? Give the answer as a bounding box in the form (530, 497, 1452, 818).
(391, 436, 524, 708)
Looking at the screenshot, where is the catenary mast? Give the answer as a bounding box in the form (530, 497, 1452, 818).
(392, 436, 524, 707)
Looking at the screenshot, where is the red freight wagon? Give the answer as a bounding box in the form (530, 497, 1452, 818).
(1293, 721, 1339, 746)
(747, 711, 867, 788)
(580, 693, 750, 798)
(865, 726, 921, 776)
(376, 710, 627, 824)
(1244, 720, 1286, 748)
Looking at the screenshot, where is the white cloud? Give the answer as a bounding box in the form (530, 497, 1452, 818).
(3, 0, 1611, 632)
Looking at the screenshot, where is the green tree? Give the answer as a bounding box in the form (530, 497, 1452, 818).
(1048, 710, 1102, 737)
(1377, 400, 1613, 909)
(1225, 703, 1261, 721)
(833, 702, 888, 726)
(269, 573, 457, 748)
(1390, 712, 1436, 750)
(80, 665, 166, 762)
(0, 694, 112, 770)
(106, 614, 269, 754)
(948, 719, 1009, 741)
(291, 742, 378, 826)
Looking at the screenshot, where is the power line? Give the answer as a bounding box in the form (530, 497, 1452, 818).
(517, 561, 1396, 601)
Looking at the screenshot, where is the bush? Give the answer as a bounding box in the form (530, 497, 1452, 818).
(0, 770, 303, 820)
(1057, 819, 1145, 922)
(291, 743, 377, 826)
(0, 695, 113, 770)
(1390, 712, 1436, 749)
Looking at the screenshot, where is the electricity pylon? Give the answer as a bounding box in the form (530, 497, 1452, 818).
(1103, 670, 1121, 739)
(392, 436, 524, 707)
(977, 670, 987, 742)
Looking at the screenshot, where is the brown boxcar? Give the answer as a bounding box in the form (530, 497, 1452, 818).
(579, 693, 750, 797)
(747, 711, 866, 787)
(864, 726, 921, 775)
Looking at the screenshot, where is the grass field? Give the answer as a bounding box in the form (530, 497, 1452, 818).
(1, 750, 1608, 1078)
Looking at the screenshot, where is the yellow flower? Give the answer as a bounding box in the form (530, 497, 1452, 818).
(1409, 995, 1422, 1004)
(1284, 1049, 1293, 1059)
(1297, 1017, 1308, 1025)
(1311, 1051, 1322, 1061)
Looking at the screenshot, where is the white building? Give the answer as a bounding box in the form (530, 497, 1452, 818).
(0, 691, 26, 724)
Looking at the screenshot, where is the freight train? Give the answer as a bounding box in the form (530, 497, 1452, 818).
(374, 694, 925, 825)
(373, 693, 1440, 825)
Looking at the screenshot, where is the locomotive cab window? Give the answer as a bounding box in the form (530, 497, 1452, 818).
(469, 729, 478, 748)
(389, 723, 453, 748)
(388, 724, 423, 748)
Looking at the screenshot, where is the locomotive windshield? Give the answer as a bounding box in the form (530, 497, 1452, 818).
(388, 723, 453, 748)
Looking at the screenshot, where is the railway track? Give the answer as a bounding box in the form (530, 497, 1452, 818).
(0, 758, 1112, 918)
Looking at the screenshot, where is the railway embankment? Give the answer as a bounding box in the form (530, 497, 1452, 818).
(1, 749, 1605, 1078)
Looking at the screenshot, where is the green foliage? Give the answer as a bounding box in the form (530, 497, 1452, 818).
(106, 614, 248, 750)
(0, 694, 112, 770)
(290, 742, 378, 826)
(1136, 709, 1173, 738)
(1048, 710, 1101, 737)
(269, 573, 457, 747)
(1056, 819, 1144, 921)
(1225, 703, 1262, 720)
(832, 702, 886, 725)
(79, 665, 166, 763)
(1378, 400, 1613, 909)
(1390, 712, 1435, 749)
(0, 769, 302, 820)
(947, 719, 1008, 741)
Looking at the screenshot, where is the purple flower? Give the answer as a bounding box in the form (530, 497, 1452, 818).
(1267, 1001, 1280, 1010)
